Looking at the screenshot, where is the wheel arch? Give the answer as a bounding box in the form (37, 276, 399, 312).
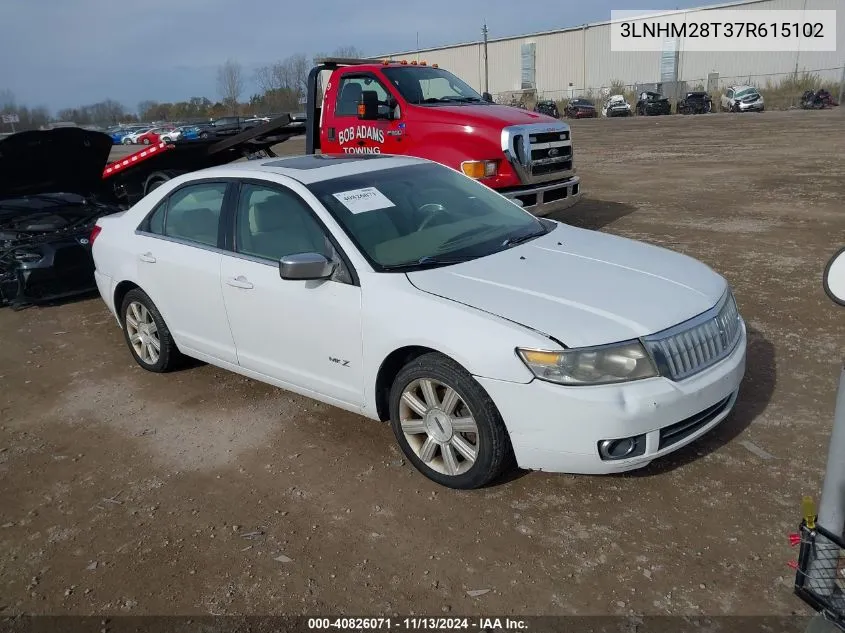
(113, 280, 141, 324)
(374, 345, 457, 422)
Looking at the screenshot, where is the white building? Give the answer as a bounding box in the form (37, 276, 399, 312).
(383, 0, 844, 100)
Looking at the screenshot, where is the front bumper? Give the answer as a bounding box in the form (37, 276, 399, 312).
(476, 322, 747, 474)
(739, 101, 764, 111)
(500, 175, 582, 217)
(607, 108, 631, 117)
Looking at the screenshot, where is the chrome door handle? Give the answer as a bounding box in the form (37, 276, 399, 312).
(225, 275, 254, 289)
(139, 252, 156, 263)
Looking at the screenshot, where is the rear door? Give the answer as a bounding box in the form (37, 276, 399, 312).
(133, 180, 238, 364)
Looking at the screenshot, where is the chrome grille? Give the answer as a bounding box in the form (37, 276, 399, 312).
(501, 124, 575, 185)
(643, 291, 743, 381)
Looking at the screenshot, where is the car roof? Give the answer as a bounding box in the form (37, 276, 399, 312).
(187, 154, 430, 185)
(730, 85, 755, 90)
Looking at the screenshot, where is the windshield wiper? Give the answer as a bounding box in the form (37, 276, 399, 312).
(381, 254, 477, 271)
(501, 228, 548, 248)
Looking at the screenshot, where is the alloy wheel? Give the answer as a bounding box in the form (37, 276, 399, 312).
(399, 378, 480, 477)
(125, 301, 160, 366)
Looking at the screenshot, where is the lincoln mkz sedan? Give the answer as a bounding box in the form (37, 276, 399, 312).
(91, 154, 747, 489)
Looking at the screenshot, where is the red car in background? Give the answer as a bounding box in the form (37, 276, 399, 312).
(135, 127, 175, 145)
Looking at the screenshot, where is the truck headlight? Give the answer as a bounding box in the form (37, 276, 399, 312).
(461, 160, 498, 179)
(517, 341, 658, 386)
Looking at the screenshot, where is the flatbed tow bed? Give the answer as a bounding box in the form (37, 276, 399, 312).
(103, 114, 305, 205)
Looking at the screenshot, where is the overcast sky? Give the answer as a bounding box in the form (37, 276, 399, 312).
(4, 0, 722, 113)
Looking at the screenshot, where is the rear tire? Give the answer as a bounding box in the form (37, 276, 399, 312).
(389, 352, 513, 489)
(120, 289, 182, 373)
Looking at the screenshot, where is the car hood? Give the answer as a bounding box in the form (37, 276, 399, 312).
(426, 104, 560, 127)
(573, 103, 596, 109)
(406, 224, 727, 348)
(0, 127, 113, 199)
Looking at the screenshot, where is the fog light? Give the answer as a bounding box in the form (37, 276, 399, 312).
(597, 435, 646, 461)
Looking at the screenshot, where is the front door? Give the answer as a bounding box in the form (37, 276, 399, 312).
(219, 181, 364, 407)
(322, 71, 405, 156)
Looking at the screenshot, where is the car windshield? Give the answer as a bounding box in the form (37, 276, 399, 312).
(572, 99, 593, 106)
(381, 66, 485, 105)
(306, 162, 552, 271)
(735, 88, 757, 97)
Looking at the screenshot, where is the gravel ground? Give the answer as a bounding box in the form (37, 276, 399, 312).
(1, 109, 844, 617)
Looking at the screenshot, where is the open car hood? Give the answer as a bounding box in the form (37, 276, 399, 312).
(0, 127, 113, 200)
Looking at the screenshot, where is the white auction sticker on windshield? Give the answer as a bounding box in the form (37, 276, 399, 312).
(332, 187, 395, 214)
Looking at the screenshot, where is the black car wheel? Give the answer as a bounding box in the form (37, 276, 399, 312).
(389, 352, 514, 489)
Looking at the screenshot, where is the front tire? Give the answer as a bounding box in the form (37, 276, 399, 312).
(120, 289, 182, 373)
(389, 352, 513, 489)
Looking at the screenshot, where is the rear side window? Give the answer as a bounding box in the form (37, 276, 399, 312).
(164, 183, 227, 247)
(142, 182, 227, 247)
(147, 202, 165, 234)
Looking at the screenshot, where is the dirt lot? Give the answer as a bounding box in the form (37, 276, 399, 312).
(2, 110, 844, 617)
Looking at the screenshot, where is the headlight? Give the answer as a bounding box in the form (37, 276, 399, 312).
(517, 340, 658, 386)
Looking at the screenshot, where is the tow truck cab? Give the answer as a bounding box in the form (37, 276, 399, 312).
(305, 58, 582, 216)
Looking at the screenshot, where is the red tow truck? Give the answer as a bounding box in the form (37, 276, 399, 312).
(304, 58, 581, 216)
(103, 58, 582, 216)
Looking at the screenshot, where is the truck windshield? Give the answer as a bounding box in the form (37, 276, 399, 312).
(382, 66, 486, 105)
(307, 162, 550, 271)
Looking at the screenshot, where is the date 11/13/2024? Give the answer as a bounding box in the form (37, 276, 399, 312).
(307, 617, 529, 630)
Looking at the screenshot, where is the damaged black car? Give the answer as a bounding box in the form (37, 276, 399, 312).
(1, 115, 305, 310)
(0, 128, 122, 310)
(635, 91, 672, 116)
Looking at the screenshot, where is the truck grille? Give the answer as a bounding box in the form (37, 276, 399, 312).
(502, 124, 575, 185)
(529, 131, 569, 143)
(643, 291, 743, 381)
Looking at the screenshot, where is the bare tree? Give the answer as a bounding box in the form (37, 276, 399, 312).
(0, 88, 14, 110)
(217, 59, 244, 115)
(332, 46, 365, 59)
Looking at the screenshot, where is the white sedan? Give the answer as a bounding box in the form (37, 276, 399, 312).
(90, 154, 747, 489)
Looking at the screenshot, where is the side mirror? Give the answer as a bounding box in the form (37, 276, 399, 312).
(357, 90, 380, 120)
(482, 92, 494, 103)
(511, 198, 524, 208)
(279, 252, 337, 281)
(823, 247, 845, 306)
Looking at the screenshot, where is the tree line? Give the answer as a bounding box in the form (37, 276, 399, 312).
(0, 46, 364, 132)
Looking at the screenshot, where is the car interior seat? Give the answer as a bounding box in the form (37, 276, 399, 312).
(245, 194, 326, 260)
(338, 83, 363, 116)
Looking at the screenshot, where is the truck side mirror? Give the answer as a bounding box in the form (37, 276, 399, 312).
(357, 90, 380, 120)
(483, 92, 494, 103)
(824, 247, 845, 306)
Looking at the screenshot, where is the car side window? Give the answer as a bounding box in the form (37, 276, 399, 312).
(234, 184, 352, 284)
(147, 202, 166, 234)
(335, 75, 391, 117)
(163, 182, 227, 247)
(726, 89, 734, 99)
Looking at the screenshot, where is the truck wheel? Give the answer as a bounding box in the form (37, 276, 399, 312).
(120, 289, 183, 373)
(389, 352, 514, 489)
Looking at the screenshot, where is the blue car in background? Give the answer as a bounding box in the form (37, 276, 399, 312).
(178, 126, 201, 140)
(107, 127, 142, 145)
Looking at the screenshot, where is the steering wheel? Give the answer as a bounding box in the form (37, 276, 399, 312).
(417, 203, 447, 230)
